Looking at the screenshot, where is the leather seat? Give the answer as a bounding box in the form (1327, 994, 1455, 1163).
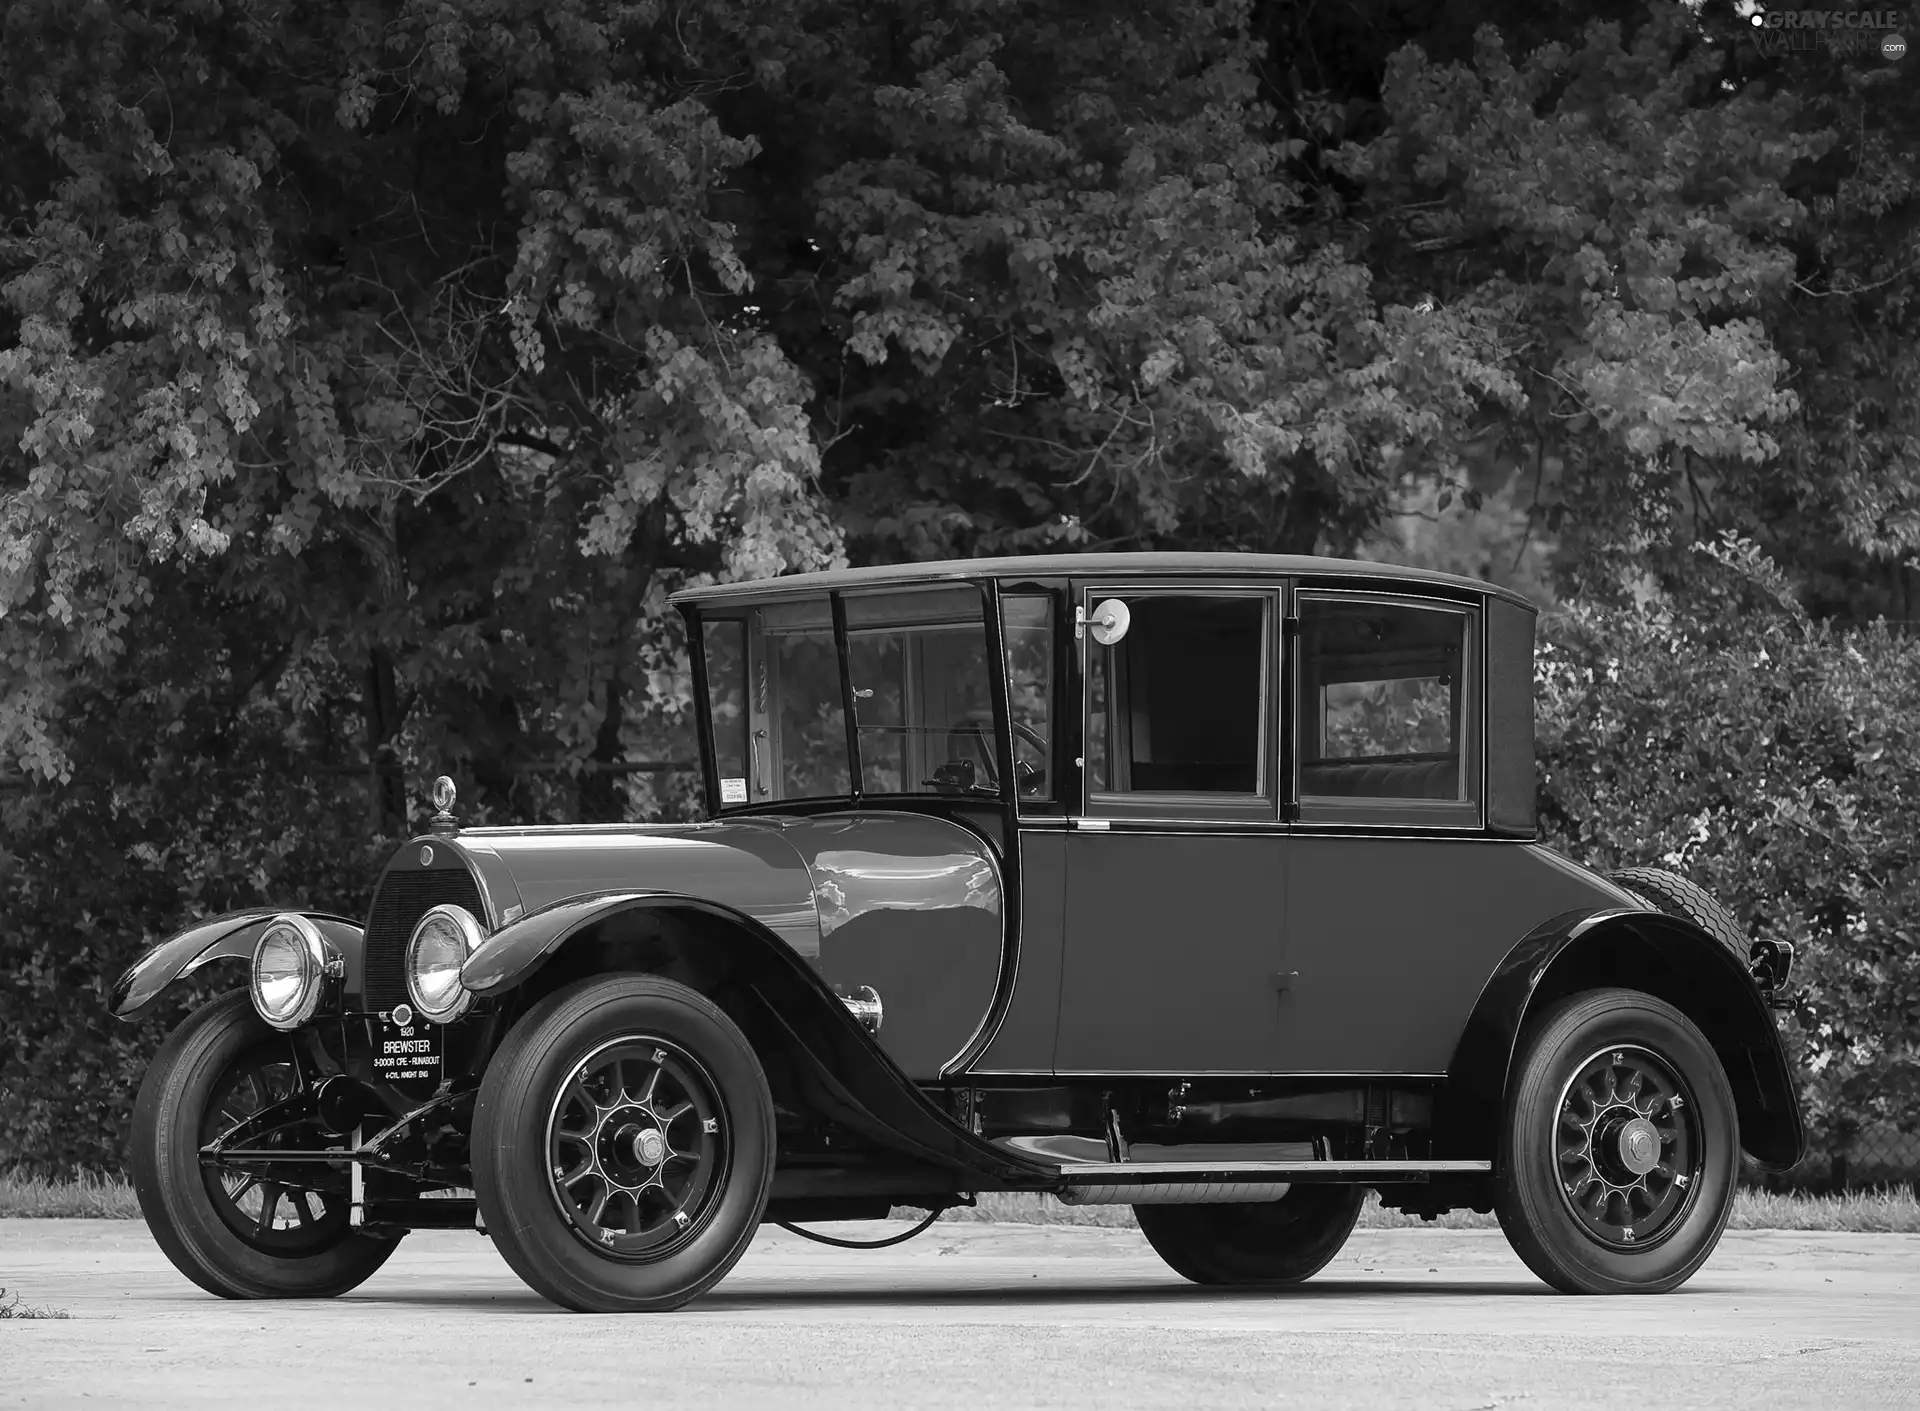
(1299, 758, 1457, 801)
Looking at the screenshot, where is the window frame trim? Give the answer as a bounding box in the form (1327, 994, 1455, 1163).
(1076, 581, 1282, 824)
(1289, 586, 1486, 831)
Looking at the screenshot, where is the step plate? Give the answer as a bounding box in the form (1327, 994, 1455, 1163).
(1055, 1159, 1492, 1183)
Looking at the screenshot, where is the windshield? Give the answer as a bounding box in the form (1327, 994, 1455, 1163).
(698, 585, 1000, 804)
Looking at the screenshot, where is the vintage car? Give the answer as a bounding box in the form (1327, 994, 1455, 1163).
(112, 553, 1804, 1311)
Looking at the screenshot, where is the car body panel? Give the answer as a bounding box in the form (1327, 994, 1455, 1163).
(1272, 838, 1636, 1073)
(1052, 831, 1287, 1074)
(669, 550, 1538, 612)
(453, 811, 1005, 1080)
(111, 910, 365, 1019)
(449, 821, 818, 953)
(776, 813, 1006, 1079)
(971, 829, 1068, 1073)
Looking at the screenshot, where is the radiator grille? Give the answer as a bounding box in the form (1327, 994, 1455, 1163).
(362, 865, 486, 1013)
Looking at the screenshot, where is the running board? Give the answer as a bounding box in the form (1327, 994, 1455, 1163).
(1056, 1159, 1492, 1181)
(1053, 1159, 1492, 1206)
(994, 1134, 1490, 1183)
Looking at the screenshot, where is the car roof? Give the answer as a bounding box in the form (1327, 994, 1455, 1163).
(670, 552, 1536, 612)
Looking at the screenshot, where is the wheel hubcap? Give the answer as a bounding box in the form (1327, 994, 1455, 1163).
(1616, 1117, 1660, 1176)
(1553, 1045, 1703, 1251)
(545, 1038, 726, 1260)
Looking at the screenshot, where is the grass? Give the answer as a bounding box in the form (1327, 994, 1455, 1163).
(944, 1186, 1920, 1234)
(5, 1168, 1917, 1233)
(0, 1170, 140, 1220)
(0, 1287, 71, 1319)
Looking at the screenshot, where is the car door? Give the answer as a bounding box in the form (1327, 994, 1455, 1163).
(1273, 588, 1505, 1073)
(1051, 582, 1288, 1075)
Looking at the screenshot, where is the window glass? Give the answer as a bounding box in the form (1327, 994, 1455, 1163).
(1086, 596, 1264, 795)
(844, 587, 996, 796)
(1000, 595, 1054, 802)
(1298, 598, 1471, 803)
(764, 598, 850, 800)
(701, 618, 750, 804)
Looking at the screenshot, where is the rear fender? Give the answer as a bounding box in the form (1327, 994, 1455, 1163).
(461, 892, 1059, 1190)
(1444, 908, 1806, 1173)
(111, 910, 365, 1020)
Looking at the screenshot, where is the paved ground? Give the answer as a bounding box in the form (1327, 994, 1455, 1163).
(2, 1218, 1916, 1409)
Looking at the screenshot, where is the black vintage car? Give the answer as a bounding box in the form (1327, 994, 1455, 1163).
(113, 553, 1803, 1311)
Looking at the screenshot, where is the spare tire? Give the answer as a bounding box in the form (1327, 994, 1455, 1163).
(1606, 866, 1746, 957)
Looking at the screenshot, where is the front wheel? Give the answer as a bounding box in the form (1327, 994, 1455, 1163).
(131, 991, 398, 1299)
(471, 975, 775, 1312)
(1135, 1185, 1365, 1286)
(1495, 988, 1738, 1294)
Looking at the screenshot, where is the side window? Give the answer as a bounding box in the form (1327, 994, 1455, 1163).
(1000, 595, 1054, 803)
(701, 618, 750, 804)
(1297, 597, 1475, 806)
(763, 597, 851, 800)
(844, 587, 995, 796)
(1087, 595, 1266, 798)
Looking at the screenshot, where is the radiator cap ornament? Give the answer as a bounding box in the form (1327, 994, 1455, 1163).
(429, 775, 459, 837)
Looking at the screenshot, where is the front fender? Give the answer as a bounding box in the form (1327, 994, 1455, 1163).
(461, 891, 676, 995)
(1444, 907, 1807, 1173)
(111, 910, 365, 1021)
(461, 891, 1061, 1190)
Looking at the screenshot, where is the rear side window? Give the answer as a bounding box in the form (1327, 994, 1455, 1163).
(1297, 596, 1475, 808)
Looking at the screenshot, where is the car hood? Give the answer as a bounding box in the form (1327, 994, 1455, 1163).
(452, 820, 823, 957)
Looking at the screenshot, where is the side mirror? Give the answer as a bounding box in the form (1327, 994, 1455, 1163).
(1089, 598, 1131, 646)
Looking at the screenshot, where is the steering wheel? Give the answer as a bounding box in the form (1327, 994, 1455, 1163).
(937, 714, 1050, 796)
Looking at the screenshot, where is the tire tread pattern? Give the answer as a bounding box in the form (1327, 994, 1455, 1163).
(132, 991, 397, 1300)
(1494, 987, 1738, 1295)
(1607, 865, 1746, 955)
(471, 974, 775, 1313)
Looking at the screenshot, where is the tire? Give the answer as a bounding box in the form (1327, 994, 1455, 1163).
(1495, 987, 1738, 1294)
(1607, 866, 1746, 956)
(131, 991, 399, 1300)
(471, 974, 775, 1312)
(1134, 1185, 1365, 1286)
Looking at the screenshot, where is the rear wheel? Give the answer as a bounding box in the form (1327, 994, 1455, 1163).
(132, 992, 398, 1299)
(1495, 988, 1738, 1294)
(472, 975, 775, 1312)
(1134, 1185, 1364, 1286)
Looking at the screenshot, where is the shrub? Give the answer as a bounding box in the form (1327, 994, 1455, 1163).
(1537, 540, 1920, 1177)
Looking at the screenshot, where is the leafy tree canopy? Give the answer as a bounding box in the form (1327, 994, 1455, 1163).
(3, 0, 1918, 1173)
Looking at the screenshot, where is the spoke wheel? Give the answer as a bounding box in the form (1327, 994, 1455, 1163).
(201, 1040, 352, 1256)
(545, 1038, 727, 1260)
(473, 974, 775, 1313)
(1552, 1045, 1701, 1252)
(131, 991, 398, 1300)
(1496, 987, 1737, 1295)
